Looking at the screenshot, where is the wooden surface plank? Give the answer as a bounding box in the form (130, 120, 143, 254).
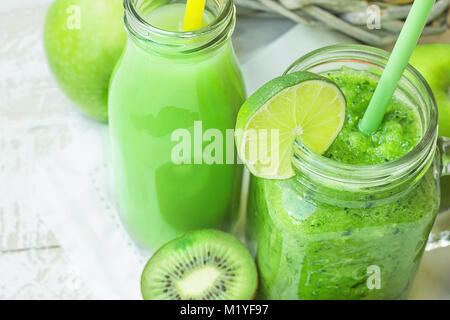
(0, 0, 71, 253)
(409, 247, 450, 300)
(0, 203, 58, 252)
(0, 247, 92, 299)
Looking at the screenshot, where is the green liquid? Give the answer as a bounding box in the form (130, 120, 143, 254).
(109, 4, 245, 248)
(145, 3, 213, 32)
(247, 69, 439, 299)
(324, 69, 422, 164)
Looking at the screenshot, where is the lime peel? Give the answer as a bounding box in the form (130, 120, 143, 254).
(235, 71, 346, 180)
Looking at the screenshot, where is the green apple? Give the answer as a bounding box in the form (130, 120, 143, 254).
(409, 43, 450, 138)
(410, 43, 450, 211)
(44, 0, 127, 122)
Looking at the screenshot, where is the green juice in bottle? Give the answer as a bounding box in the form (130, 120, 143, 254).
(109, 1, 245, 248)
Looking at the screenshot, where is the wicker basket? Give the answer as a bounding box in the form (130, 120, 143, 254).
(235, 0, 450, 46)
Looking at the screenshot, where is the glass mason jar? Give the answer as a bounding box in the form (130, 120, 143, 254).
(109, 0, 245, 249)
(246, 45, 450, 300)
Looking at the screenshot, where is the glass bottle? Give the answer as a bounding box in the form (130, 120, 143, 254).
(109, 0, 245, 249)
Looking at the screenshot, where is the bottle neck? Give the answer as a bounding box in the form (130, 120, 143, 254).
(124, 0, 235, 56)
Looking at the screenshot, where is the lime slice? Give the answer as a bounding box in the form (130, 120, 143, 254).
(235, 71, 346, 179)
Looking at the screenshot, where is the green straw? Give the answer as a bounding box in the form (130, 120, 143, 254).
(359, 0, 436, 134)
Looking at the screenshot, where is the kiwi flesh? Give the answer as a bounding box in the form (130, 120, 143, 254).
(141, 229, 258, 300)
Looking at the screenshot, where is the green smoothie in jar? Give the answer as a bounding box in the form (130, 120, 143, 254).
(240, 45, 443, 300)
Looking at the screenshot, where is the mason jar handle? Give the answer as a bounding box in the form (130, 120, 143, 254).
(439, 136, 450, 177)
(426, 136, 450, 251)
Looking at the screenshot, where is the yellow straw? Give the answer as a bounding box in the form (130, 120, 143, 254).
(183, 0, 207, 31)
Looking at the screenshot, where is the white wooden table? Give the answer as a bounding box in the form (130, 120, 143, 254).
(0, 1, 449, 300)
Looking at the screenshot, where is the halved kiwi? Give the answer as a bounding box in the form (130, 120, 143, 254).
(141, 229, 258, 300)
